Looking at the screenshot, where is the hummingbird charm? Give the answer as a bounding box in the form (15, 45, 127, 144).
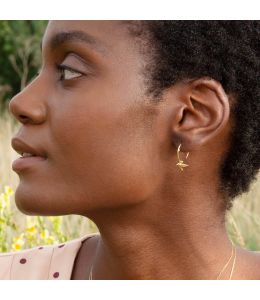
(176, 144, 189, 171)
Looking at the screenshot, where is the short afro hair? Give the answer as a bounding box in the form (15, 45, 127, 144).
(125, 21, 260, 210)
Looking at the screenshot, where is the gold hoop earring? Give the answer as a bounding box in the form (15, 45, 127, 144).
(176, 143, 189, 171)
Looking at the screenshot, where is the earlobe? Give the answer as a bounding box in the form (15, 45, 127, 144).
(171, 77, 230, 151)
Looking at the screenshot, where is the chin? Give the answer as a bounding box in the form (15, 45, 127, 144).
(14, 185, 52, 216)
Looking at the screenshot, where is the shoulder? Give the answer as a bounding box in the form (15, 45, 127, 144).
(0, 232, 98, 280)
(70, 233, 100, 279)
(0, 243, 55, 280)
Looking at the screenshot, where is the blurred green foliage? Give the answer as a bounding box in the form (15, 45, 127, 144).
(0, 21, 47, 108)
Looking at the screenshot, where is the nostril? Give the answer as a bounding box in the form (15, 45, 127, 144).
(19, 115, 30, 124)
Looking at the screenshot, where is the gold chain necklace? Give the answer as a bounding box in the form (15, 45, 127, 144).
(89, 264, 93, 280)
(216, 242, 237, 280)
(88, 243, 237, 280)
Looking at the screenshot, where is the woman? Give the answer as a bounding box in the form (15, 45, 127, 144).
(1, 20, 260, 279)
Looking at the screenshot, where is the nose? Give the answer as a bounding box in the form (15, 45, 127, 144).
(9, 79, 47, 125)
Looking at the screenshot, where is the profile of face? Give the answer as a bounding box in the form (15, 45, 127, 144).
(9, 21, 166, 217)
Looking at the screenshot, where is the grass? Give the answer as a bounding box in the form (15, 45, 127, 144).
(1, 108, 260, 252)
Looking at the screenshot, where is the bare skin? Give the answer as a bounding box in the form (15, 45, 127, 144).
(9, 21, 260, 279)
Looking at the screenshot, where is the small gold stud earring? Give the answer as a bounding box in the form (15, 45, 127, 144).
(176, 143, 189, 171)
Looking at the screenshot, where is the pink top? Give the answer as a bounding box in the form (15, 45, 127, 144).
(0, 232, 99, 280)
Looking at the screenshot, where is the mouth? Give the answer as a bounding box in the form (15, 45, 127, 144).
(11, 137, 48, 172)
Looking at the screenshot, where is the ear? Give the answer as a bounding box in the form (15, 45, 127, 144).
(171, 77, 230, 151)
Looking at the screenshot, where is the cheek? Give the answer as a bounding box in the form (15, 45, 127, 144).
(50, 103, 160, 210)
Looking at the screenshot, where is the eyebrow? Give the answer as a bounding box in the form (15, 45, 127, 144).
(41, 30, 108, 56)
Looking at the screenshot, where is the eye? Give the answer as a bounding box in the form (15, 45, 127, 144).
(57, 64, 83, 81)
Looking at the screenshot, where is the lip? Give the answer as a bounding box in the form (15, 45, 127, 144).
(12, 156, 47, 172)
(11, 137, 47, 158)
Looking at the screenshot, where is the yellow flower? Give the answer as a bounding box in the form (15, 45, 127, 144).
(26, 226, 37, 234)
(4, 186, 14, 197)
(12, 234, 25, 251)
(47, 236, 55, 243)
(40, 229, 49, 239)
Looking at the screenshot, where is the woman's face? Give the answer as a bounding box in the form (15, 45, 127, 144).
(9, 21, 163, 216)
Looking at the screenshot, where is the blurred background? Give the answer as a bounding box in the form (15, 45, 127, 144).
(0, 21, 259, 253)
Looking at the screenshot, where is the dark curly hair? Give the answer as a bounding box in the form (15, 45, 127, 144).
(124, 20, 260, 210)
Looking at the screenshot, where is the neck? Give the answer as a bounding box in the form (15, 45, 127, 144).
(87, 190, 233, 280)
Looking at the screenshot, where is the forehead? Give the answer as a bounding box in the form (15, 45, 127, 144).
(42, 20, 133, 56)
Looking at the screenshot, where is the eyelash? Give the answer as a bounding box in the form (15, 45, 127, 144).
(56, 64, 84, 81)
